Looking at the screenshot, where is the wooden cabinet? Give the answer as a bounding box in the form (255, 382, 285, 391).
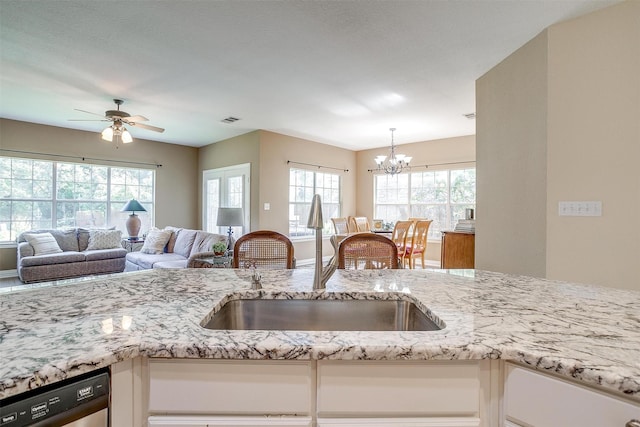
(440, 231, 475, 269)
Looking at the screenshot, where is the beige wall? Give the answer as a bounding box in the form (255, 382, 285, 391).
(198, 131, 261, 230)
(0, 118, 199, 271)
(476, 1, 639, 290)
(197, 130, 356, 262)
(257, 131, 357, 262)
(545, 1, 640, 289)
(476, 31, 549, 277)
(356, 135, 476, 263)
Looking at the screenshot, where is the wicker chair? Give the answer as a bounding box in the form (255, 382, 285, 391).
(390, 220, 414, 267)
(331, 217, 350, 234)
(403, 220, 433, 269)
(337, 233, 399, 270)
(232, 230, 295, 269)
(348, 216, 371, 232)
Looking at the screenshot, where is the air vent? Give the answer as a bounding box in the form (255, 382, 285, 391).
(464, 113, 476, 120)
(221, 116, 240, 123)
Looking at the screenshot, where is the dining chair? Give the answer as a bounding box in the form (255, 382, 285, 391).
(348, 216, 371, 232)
(337, 233, 399, 270)
(331, 217, 350, 234)
(403, 220, 433, 269)
(390, 220, 414, 267)
(233, 230, 295, 269)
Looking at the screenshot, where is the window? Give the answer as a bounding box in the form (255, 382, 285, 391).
(374, 167, 475, 239)
(289, 168, 341, 238)
(0, 156, 155, 242)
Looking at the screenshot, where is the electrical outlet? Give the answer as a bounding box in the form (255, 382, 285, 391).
(559, 201, 602, 217)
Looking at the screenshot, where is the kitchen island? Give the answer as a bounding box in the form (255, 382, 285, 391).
(1, 268, 639, 424)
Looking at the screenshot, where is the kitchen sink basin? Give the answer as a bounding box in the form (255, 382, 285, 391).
(202, 298, 442, 331)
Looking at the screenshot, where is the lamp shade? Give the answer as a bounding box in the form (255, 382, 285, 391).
(121, 199, 146, 213)
(307, 194, 323, 229)
(216, 207, 243, 226)
(101, 126, 114, 141)
(121, 128, 133, 143)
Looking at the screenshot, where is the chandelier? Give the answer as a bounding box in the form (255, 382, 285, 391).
(374, 128, 412, 175)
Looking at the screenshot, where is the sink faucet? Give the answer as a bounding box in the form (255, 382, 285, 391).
(250, 267, 262, 290)
(307, 194, 336, 290)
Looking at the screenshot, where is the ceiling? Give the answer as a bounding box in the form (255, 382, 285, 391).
(0, 0, 619, 151)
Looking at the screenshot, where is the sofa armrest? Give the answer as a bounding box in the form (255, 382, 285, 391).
(17, 241, 34, 260)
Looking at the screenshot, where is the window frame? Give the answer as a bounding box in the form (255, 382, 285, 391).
(288, 167, 342, 240)
(1, 156, 155, 244)
(373, 165, 476, 240)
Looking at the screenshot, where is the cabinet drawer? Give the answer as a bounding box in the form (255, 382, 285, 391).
(148, 360, 312, 415)
(317, 417, 480, 426)
(317, 361, 481, 417)
(148, 415, 313, 426)
(504, 364, 640, 426)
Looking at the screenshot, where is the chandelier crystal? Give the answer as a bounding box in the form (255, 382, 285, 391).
(374, 128, 412, 175)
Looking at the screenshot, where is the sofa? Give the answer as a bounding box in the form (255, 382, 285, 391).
(124, 226, 229, 271)
(17, 228, 127, 283)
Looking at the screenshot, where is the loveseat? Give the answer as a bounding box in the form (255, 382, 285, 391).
(124, 226, 229, 271)
(17, 228, 127, 283)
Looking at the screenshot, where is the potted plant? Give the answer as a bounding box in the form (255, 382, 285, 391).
(212, 241, 227, 256)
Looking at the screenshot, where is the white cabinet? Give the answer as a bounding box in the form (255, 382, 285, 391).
(504, 363, 640, 427)
(316, 360, 483, 425)
(142, 359, 491, 427)
(317, 417, 479, 426)
(148, 359, 312, 416)
(147, 415, 312, 426)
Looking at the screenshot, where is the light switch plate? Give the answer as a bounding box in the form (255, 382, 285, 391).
(559, 201, 602, 216)
(263, 202, 270, 211)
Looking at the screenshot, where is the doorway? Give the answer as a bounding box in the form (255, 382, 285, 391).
(203, 163, 250, 237)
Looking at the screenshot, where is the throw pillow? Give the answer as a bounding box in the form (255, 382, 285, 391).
(24, 232, 63, 256)
(141, 229, 173, 254)
(86, 229, 122, 250)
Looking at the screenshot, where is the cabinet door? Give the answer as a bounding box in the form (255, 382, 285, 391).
(148, 416, 312, 426)
(504, 364, 640, 426)
(317, 360, 481, 417)
(441, 232, 475, 269)
(148, 360, 312, 415)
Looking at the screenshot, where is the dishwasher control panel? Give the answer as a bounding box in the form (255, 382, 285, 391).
(0, 369, 109, 427)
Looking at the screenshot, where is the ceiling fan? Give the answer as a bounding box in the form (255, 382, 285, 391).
(70, 99, 165, 145)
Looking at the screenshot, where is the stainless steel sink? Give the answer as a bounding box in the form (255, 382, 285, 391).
(202, 298, 442, 331)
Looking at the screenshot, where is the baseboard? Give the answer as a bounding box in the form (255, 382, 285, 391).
(0, 269, 18, 279)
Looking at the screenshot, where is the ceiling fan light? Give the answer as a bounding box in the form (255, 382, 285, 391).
(121, 128, 133, 143)
(101, 126, 114, 141)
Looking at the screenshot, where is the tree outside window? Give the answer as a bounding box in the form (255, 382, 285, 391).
(374, 167, 475, 239)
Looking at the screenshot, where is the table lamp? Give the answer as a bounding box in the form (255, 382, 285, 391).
(121, 199, 146, 239)
(216, 207, 244, 244)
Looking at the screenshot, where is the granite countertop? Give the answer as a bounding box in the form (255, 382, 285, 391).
(1, 268, 639, 400)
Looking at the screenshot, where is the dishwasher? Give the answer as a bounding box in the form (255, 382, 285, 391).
(0, 368, 109, 427)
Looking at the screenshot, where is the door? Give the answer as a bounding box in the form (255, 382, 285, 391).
(203, 163, 250, 238)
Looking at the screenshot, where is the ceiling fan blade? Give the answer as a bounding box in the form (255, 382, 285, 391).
(68, 119, 110, 122)
(125, 115, 149, 122)
(74, 108, 106, 118)
(131, 122, 165, 133)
